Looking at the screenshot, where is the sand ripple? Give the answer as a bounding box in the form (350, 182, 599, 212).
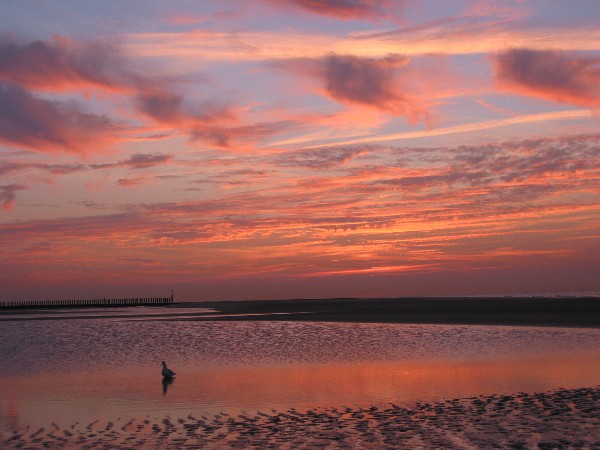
(3, 320, 600, 376)
(2, 386, 599, 449)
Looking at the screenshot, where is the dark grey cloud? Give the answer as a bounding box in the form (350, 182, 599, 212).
(136, 92, 185, 122)
(0, 82, 117, 152)
(0, 35, 249, 151)
(135, 91, 237, 143)
(91, 153, 174, 170)
(125, 153, 174, 169)
(322, 54, 414, 113)
(0, 160, 86, 176)
(493, 48, 600, 107)
(0, 154, 172, 178)
(44, 163, 88, 174)
(277, 54, 426, 121)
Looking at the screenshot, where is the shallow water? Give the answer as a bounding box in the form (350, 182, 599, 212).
(1, 307, 600, 430)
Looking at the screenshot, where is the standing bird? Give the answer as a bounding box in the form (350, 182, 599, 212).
(161, 361, 176, 378)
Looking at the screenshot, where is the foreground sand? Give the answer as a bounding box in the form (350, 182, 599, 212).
(3, 386, 599, 449)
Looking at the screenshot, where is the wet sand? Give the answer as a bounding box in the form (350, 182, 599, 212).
(3, 297, 599, 448)
(2, 385, 599, 449)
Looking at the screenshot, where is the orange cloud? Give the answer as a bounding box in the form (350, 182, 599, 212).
(493, 48, 600, 107)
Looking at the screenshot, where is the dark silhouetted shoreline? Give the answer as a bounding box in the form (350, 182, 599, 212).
(177, 296, 600, 328)
(2, 296, 600, 328)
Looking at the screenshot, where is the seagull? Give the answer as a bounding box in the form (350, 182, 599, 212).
(161, 361, 176, 378)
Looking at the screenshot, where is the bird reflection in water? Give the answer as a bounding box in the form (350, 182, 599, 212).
(161, 361, 176, 395)
(162, 376, 174, 395)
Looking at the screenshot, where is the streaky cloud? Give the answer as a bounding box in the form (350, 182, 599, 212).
(0, 35, 150, 92)
(118, 177, 147, 187)
(265, 0, 394, 20)
(276, 145, 372, 168)
(91, 153, 174, 170)
(288, 109, 596, 148)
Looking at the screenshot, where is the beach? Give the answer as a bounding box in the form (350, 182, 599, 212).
(2, 385, 599, 449)
(4, 297, 600, 328)
(2, 297, 600, 448)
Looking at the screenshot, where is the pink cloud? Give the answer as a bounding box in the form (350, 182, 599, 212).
(0, 36, 307, 152)
(1, 133, 598, 296)
(0, 35, 265, 151)
(191, 120, 295, 148)
(165, 9, 238, 26)
(118, 177, 147, 187)
(133, 78, 293, 149)
(165, 14, 208, 26)
(135, 90, 240, 144)
(0, 184, 28, 210)
(493, 48, 600, 107)
(266, 0, 394, 19)
(0, 35, 150, 93)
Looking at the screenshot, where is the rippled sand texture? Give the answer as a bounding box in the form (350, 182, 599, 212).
(2, 386, 599, 449)
(4, 319, 600, 376)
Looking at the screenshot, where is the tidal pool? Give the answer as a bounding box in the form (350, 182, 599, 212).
(2, 307, 600, 430)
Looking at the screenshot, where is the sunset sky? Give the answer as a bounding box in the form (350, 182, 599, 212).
(1, 1, 599, 301)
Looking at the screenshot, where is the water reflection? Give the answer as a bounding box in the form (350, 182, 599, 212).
(2, 352, 600, 430)
(2, 316, 600, 430)
(162, 377, 174, 395)
(3, 319, 600, 377)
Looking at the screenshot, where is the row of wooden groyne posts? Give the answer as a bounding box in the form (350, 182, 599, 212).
(0, 295, 174, 309)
